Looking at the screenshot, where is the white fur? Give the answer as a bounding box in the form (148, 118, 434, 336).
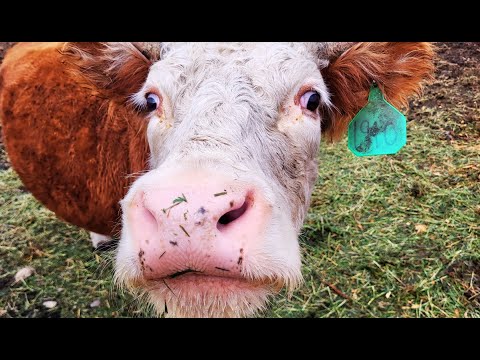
(117, 43, 334, 317)
(90, 232, 112, 248)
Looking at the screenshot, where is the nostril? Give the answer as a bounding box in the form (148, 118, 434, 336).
(217, 199, 249, 228)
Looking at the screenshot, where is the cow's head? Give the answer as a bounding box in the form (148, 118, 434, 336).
(65, 42, 434, 317)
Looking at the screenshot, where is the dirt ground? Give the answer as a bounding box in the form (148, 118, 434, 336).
(409, 42, 480, 139)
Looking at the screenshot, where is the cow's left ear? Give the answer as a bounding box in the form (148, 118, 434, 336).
(317, 42, 435, 141)
(61, 42, 161, 102)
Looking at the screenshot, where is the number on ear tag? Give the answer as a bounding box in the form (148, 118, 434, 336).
(347, 84, 407, 157)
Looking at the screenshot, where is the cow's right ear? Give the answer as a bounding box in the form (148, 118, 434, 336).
(61, 42, 161, 102)
(317, 42, 435, 142)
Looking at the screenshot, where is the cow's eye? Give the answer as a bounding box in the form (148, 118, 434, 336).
(300, 91, 321, 112)
(145, 93, 160, 112)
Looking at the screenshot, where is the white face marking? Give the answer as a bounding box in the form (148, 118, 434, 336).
(118, 43, 332, 317)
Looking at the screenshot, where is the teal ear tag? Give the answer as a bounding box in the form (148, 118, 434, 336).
(347, 84, 407, 157)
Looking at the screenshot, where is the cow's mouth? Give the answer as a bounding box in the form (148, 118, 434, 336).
(168, 268, 201, 279)
(136, 272, 279, 318)
(146, 272, 276, 293)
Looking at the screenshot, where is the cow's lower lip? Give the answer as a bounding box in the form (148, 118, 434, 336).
(140, 273, 279, 318)
(148, 273, 271, 290)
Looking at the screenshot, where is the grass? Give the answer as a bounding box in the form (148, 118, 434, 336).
(0, 42, 479, 317)
(269, 122, 479, 318)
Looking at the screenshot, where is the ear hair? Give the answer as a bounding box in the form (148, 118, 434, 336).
(320, 42, 435, 141)
(60, 42, 157, 102)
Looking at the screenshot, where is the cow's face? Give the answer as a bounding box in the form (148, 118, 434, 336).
(92, 42, 434, 317)
(117, 43, 329, 317)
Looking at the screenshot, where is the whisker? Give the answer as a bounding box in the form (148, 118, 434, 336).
(162, 279, 177, 298)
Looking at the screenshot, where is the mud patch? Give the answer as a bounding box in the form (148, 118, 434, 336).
(446, 260, 480, 307)
(409, 42, 480, 141)
(0, 276, 13, 290)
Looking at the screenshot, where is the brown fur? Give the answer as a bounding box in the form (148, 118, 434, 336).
(321, 42, 435, 141)
(0, 43, 150, 236)
(60, 42, 155, 102)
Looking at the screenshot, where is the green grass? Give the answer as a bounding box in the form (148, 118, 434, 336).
(268, 121, 479, 318)
(0, 169, 135, 317)
(0, 42, 479, 317)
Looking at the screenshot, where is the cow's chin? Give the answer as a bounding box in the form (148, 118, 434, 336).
(145, 274, 276, 318)
(119, 274, 280, 318)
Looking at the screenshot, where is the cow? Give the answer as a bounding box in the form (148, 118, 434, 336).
(0, 42, 435, 317)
